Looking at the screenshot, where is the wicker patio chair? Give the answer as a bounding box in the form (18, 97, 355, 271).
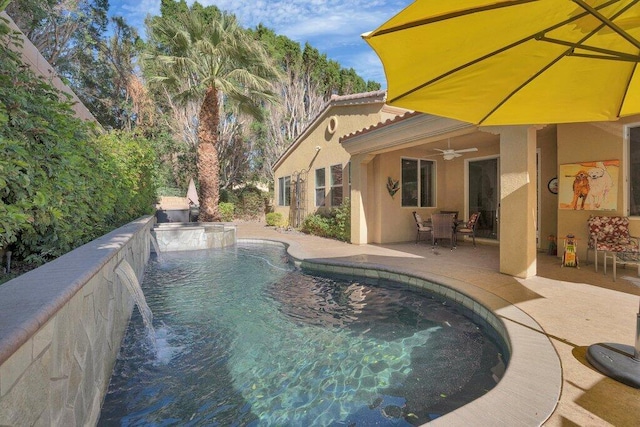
(431, 213, 456, 249)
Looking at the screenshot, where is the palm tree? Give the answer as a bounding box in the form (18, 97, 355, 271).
(144, 6, 278, 221)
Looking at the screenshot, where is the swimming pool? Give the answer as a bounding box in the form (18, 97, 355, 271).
(98, 242, 507, 426)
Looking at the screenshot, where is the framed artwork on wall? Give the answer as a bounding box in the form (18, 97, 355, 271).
(559, 160, 619, 211)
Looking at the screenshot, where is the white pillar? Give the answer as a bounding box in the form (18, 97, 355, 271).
(496, 126, 538, 278)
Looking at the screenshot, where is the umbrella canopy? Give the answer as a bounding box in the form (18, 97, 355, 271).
(363, 0, 640, 125)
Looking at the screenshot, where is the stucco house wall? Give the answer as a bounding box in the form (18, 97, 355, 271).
(557, 116, 640, 261)
(272, 91, 408, 226)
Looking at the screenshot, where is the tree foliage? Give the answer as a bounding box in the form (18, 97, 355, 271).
(6, 0, 147, 130)
(0, 19, 157, 265)
(251, 29, 381, 182)
(143, 0, 279, 221)
(4, 0, 381, 227)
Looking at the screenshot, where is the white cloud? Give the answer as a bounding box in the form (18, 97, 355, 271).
(195, 0, 407, 45)
(194, 0, 409, 83)
(109, 0, 410, 84)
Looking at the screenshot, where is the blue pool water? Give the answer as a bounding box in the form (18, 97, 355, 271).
(98, 242, 507, 426)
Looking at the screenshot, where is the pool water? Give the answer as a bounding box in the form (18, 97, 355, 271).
(98, 242, 507, 426)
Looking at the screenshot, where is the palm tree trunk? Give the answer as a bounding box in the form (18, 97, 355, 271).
(197, 86, 220, 222)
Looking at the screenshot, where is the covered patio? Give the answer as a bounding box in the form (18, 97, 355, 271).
(342, 112, 558, 279)
(237, 221, 640, 425)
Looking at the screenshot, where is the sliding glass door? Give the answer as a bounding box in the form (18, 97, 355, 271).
(468, 157, 499, 240)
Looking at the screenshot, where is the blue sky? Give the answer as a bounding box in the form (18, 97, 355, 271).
(108, 0, 413, 86)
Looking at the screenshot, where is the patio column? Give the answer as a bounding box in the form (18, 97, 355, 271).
(350, 154, 375, 245)
(496, 126, 538, 278)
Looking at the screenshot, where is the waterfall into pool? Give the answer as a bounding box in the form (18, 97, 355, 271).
(99, 242, 506, 426)
(114, 259, 156, 345)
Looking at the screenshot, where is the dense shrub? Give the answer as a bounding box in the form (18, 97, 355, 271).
(219, 202, 235, 222)
(265, 212, 285, 227)
(333, 198, 351, 242)
(301, 214, 333, 238)
(219, 188, 239, 205)
(0, 27, 157, 265)
(235, 186, 267, 220)
(300, 199, 350, 242)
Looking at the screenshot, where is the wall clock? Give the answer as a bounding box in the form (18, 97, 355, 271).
(548, 177, 558, 194)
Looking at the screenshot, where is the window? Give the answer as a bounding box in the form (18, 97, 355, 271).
(402, 158, 435, 207)
(315, 168, 326, 207)
(630, 126, 640, 216)
(330, 164, 343, 206)
(278, 176, 290, 206)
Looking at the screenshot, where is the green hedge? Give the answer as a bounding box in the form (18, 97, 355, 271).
(0, 27, 157, 265)
(220, 185, 268, 220)
(265, 212, 285, 227)
(219, 202, 235, 222)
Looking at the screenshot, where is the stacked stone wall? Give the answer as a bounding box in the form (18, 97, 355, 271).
(0, 216, 154, 426)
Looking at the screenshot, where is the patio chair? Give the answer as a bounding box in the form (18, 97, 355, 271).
(431, 213, 456, 249)
(412, 211, 432, 244)
(456, 212, 480, 247)
(586, 215, 640, 272)
(439, 210, 459, 223)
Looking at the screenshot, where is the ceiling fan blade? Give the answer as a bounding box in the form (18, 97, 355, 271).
(454, 148, 479, 153)
(433, 148, 447, 153)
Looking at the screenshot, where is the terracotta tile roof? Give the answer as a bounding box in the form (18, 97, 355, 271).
(340, 110, 422, 143)
(329, 89, 386, 103)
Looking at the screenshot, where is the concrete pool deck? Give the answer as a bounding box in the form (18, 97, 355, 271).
(236, 221, 640, 426)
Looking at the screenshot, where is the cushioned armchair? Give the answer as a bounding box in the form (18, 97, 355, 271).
(412, 212, 432, 244)
(457, 212, 480, 247)
(586, 215, 640, 272)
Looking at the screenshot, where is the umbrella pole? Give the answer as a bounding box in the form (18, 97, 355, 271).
(586, 297, 640, 389)
(630, 297, 640, 361)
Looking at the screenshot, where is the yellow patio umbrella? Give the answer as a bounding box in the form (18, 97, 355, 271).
(363, 0, 640, 125)
(365, 0, 640, 388)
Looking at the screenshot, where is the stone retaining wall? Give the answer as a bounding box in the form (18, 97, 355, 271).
(0, 216, 155, 426)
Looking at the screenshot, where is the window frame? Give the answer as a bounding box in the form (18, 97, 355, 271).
(401, 157, 436, 208)
(278, 176, 291, 206)
(330, 163, 343, 207)
(315, 167, 326, 207)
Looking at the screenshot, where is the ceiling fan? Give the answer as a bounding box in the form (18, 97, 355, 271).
(433, 139, 478, 160)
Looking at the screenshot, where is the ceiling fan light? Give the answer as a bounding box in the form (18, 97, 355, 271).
(443, 153, 456, 160)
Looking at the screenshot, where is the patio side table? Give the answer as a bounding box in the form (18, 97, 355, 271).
(605, 251, 640, 281)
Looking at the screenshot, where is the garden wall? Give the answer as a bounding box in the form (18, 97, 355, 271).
(0, 216, 154, 426)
